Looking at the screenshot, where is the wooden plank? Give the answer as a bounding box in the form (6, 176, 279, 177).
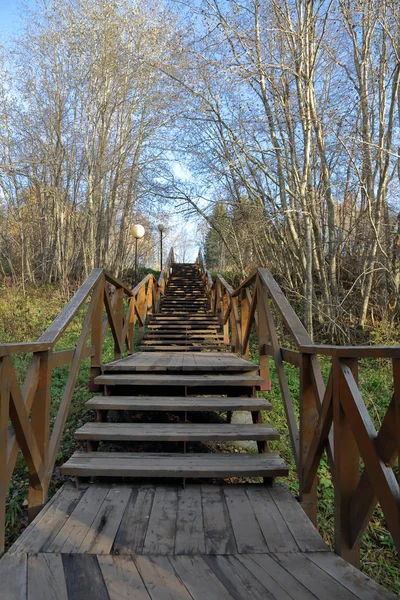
(7, 356, 45, 483)
(339, 361, 400, 556)
(135, 555, 193, 600)
(305, 552, 398, 600)
(169, 555, 233, 600)
(62, 554, 109, 600)
(302, 372, 333, 493)
(299, 353, 319, 526)
(94, 374, 264, 387)
(0, 553, 27, 600)
(11, 485, 84, 554)
(258, 281, 299, 468)
(46, 486, 109, 553)
(204, 554, 277, 600)
(86, 396, 272, 412)
(224, 486, 268, 553)
(257, 268, 312, 348)
(269, 484, 328, 552)
(74, 422, 280, 442)
(175, 485, 205, 554)
(271, 552, 359, 600)
(0, 342, 52, 358)
(201, 485, 237, 555)
(78, 486, 132, 554)
(333, 358, 360, 566)
(237, 555, 303, 599)
(39, 269, 103, 344)
(51, 345, 94, 369)
(113, 487, 155, 554)
(349, 392, 398, 548)
(98, 555, 151, 600)
(245, 486, 298, 553)
(0, 359, 9, 554)
(62, 452, 288, 479)
(245, 554, 317, 600)
(143, 487, 178, 554)
(300, 345, 400, 358)
(27, 554, 68, 600)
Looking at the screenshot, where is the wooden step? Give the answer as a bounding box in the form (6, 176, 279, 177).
(61, 451, 288, 478)
(74, 422, 280, 442)
(143, 333, 223, 338)
(148, 316, 218, 320)
(141, 340, 226, 345)
(95, 373, 264, 387)
(138, 345, 228, 351)
(85, 395, 272, 411)
(103, 353, 259, 373)
(145, 328, 220, 333)
(147, 325, 219, 330)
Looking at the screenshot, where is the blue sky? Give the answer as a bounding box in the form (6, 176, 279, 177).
(0, 0, 35, 40)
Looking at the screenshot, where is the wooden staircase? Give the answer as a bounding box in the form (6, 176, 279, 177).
(140, 263, 228, 351)
(61, 262, 288, 482)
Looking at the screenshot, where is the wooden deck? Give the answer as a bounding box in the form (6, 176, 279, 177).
(1, 482, 395, 600)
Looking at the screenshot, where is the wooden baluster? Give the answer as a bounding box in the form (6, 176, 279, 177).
(223, 291, 230, 346)
(90, 277, 104, 391)
(113, 287, 124, 360)
(256, 279, 271, 392)
(229, 301, 237, 351)
(393, 358, 400, 470)
(299, 353, 318, 527)
(147, 278, 153, 314)
(0, 357, 9, 554)
(28, 350, 52, 521)
(231, 296, 241, 353)
(138, 285, 147, 344)
(241, 290, 250, 359)
(333, 357, 360, 567)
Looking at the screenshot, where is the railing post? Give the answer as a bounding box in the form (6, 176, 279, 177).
(90, 277, 104, 391)
(28, 349, 52, 521)
(114, 287, 124, 360)
(257, 279, 271, 391)
(241, 290, 250, 359)
(333, 357, 360, 567)
(222, 291, 230, 346)
(138, 285, 146, 344)
(299, 353, 318, 527)
(0, 358, 9, 554)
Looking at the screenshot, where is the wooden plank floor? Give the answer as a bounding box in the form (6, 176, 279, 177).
(1, 483, 395, 599)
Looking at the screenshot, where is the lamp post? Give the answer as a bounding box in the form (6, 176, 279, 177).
(158, 223, 165, 270)
(132, 223, 145, 284)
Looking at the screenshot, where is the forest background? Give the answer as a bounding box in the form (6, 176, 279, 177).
(0, 0, 398, 343)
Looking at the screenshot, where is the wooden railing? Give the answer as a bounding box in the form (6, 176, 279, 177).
(211, 265, 400, 566)
(157, 247, 175, 304)
(196, 250, 214, 310)
(0, 259, 175, 553)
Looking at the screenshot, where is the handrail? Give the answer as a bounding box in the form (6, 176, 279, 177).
(211, 265, 400, 567)
(157, 247, 174, 287)
(196, 249, 213, 291)
(0, 261, 171, 554)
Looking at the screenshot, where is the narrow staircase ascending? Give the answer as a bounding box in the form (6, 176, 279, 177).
(140, 263, 227, 352)
(61, 262, 288, 482)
